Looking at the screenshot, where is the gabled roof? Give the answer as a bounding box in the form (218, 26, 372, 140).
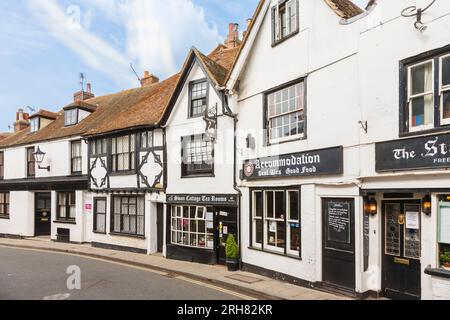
(29, 109, 59, 120)
(160, 45, 240, 125)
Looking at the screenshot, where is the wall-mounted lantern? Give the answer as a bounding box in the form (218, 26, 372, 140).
(33, 146, 50, 171)
(365, 197, 378, 216)
(422, 195, 432, 215)
(401, 0, 436, 33)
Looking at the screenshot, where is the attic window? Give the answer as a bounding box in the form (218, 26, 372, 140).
(30, 118, 39, 133)
(65, 109, 78, 126)
(271, 0, 299, 45)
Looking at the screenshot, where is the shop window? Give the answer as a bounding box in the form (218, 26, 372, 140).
(251, 188, 301, 257)
(271, 0, 299, 46)
(265, 80, 305, 144)
(171, 205, 214, 249)
(438, 196, 450, 269)
(181, 134, 214, 177)
(57, 192, 76, 221)
(401, 49, 450, 134)
(0, 192, 9, 218)
(112, 196, 145, 236)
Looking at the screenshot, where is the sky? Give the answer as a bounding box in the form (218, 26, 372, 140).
(0, 0, 367, 132)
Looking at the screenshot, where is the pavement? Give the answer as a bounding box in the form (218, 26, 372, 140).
(0, 237, 349, 300)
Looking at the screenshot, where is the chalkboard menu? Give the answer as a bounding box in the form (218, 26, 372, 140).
(327, 201, 351, 244)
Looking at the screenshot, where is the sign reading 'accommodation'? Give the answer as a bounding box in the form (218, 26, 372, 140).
(376, 133, 450, 172)
(242, 146, 343, 180)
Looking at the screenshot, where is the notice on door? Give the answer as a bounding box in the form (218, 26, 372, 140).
(327, 201, 351, 244)
(406, 211, 420, 230)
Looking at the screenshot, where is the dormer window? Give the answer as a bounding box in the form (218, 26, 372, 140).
(30, 118, 39, 133)
(271, 0, 299, 46)
(65, 109, 78, 126)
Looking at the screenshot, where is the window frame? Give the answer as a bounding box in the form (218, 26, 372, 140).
(440, 54, 450, 126)
(111, 134, 136, 173)
(26, 147, 35, 178)
(30, 117, 40, 133)
(250, 187, 301, 259)
(0, 192, 10, 219)
(140, 131, 154, 150)
(93, 197, 107, 234)
(0, 151, 4, 180)
(71, 140, 82, 175)
(399, 45, 450, 136)
(188, 79, 209, 118)
(271, 0, 299, 47)
(64, 108, 79, 127)
(90, 138, 108, 156)
(263, 77, 307, 146)
(181, 134, 214, 177)
(111, 195, 145, 237)
(56, 191, 76, 222)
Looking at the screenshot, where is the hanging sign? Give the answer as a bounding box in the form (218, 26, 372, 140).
(376, 133, 450, 172)
(243, 146, 343, 180)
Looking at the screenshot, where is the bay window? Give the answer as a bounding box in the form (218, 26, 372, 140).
(111, 134, 135, 172)
(171, 205, 214, 249)
(266, 80, 305, 144)
(112, 196, 145, 236)
(57, 192, 76, 221)
(401, 48, 450, 134)
(251, 188, 301, 257)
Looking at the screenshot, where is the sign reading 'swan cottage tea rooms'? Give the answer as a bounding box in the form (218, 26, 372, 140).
(376, 133, 450, 172)
(243, 146, 343, 180)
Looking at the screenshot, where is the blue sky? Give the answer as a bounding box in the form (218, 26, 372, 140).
(0, 0, 367, 132)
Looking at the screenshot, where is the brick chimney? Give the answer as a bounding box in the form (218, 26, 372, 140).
(140, 71, 159, 87)
(225, 23, 240, 48)
(74, 82, 95, 102)
(13, 108, 30, 132)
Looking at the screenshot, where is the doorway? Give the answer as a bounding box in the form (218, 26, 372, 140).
(35, 193, 51, 236)
(322, 198, 355, 291)
(215, 207, 238, 265)
(382, 201, 421, 300)
(157, 203, 164, 253)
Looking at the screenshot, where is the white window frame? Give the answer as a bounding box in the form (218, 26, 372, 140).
(440, 54, 450, 125)
(286, 190, 300, 256)
(65, 109, 78, 126)
(408, 59, 435, 132)
(30, 118, 39, 133)
(263, 190, 285, 254)
(273, 0, 299, 43)
(252, 191, 263, 249)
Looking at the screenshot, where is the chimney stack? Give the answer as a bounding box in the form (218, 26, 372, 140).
(225, 23, 240, 48)
(13, 108, 30, 132)
(74, 82, 95, 102)
(243, 19, 252, 38)
(140, 71, 160, 87)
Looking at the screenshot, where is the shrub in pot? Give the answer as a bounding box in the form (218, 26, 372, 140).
(440, 251, 450, 270)
(225, 234, 239, 272)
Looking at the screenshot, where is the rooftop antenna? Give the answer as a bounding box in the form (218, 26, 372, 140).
(130, 63, 141, 82)
(26, 106, 36, 113)
(79, 73, 86, 92)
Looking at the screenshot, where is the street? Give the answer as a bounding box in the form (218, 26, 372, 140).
(0, 247, 247, 300)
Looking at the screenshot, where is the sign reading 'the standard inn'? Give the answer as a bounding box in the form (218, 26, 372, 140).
(376, 133, 450, 172)
(243, 146, 343, 180)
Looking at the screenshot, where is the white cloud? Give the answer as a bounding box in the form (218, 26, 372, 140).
(27, 0, 136, 86)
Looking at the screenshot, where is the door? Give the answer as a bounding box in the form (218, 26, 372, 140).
(157, 203, 164, 253)
(382, 201, 421, 300)
(35, 193, 51, 236)
(322, 198, 355, 291)
(216, 207, 238, 265)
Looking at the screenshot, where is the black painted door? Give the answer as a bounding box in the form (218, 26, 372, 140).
(157, 203, 164, 253)
(35, 193, 51, 236)
(216, 207, 238, 265)
(322, 198, 355, 291)
(382, 201, 421, 300)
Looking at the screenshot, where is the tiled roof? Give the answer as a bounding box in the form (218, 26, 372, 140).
(324, 0, 364, 19)
(63, 100, 98, 112)
(0, 133, 10, 141)
(29, 109, 59, 120)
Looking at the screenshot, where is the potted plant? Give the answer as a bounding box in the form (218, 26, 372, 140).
(440, 251, 450, 270)
(225, 234, 239, 272)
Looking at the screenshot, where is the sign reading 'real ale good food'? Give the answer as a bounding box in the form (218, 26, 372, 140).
(242, 146, 343, 180)
(376, 133, 450, 172)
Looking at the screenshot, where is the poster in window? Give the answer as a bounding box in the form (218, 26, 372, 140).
(327, 201, 351, 244)
(439, 206, 450, 244)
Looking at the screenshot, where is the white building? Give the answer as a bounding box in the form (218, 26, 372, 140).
(226, 0, 450, 300)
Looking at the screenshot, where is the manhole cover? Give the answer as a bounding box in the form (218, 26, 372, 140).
(225, 274, 263, 284)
